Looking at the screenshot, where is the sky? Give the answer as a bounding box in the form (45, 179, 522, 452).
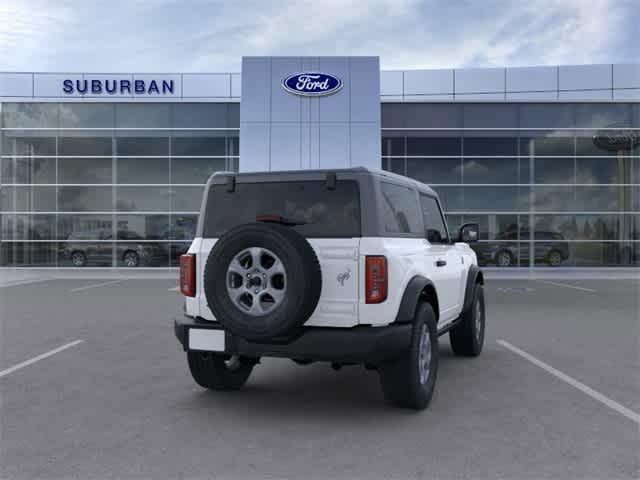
(0, 0, 638, 73)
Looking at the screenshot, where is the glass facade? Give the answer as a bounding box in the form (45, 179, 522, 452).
(0, 102, 239, 267)
(382, 103, 640, 267)
(1, 101, 638, 267)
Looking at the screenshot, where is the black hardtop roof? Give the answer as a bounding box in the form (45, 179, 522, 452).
(206, 167, 437, 196)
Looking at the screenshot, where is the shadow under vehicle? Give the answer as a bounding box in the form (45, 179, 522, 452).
(475, 230, 570, 267)
(62, 229, 168, 267)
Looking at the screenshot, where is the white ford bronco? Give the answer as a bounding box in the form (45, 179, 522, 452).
(174, 167, 485, 409)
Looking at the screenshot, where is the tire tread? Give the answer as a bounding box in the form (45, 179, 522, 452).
(187, 352, 254, 390)
(450, 284, 485, 357)
(379, 303, 439, 410)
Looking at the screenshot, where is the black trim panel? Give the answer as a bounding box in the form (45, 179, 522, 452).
(394, 276, 435, 324)
(462, 265, 483, 312)
(175, 316, 411, 365)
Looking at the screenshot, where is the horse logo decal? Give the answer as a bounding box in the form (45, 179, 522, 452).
(337, 268, 351, 286)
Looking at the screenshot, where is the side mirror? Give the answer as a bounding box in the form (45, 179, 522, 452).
(425, 228, 443, 244)
(458, 223, 479, 243)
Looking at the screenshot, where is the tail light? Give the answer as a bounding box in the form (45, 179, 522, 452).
(365, 256, 387, 304)
(179, 254, 196, 297)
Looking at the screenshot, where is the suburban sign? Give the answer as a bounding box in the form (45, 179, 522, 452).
(62, 78, 176, 95)
(282, 72, 343, 96)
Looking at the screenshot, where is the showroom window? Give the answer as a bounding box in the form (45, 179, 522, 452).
(1, 101, 638, 268)
(381, 102, 639, 267)
(0, 102, 239, 267)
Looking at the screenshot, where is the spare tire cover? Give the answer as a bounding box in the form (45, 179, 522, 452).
(204, 222, 322, 341)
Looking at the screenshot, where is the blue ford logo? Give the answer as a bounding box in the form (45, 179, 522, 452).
(282, 72, 343, 96)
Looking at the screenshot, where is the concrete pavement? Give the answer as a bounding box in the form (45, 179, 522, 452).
(0, 276, 638, 479)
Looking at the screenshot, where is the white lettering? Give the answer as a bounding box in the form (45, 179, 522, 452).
(295, 74, 330, 91)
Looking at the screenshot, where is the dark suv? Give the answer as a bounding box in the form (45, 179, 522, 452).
(477, 230, 570, 267)
(62, 229, 167, 267)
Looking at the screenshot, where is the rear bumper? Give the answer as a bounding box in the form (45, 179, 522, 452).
(174, 315, 412, 364)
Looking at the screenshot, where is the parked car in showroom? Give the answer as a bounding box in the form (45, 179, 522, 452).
(475, 230, 570, 267)
(62, 229, 168, 267)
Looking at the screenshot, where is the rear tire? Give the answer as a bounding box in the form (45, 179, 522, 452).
(122, 250, 140, 268)
(379, 303, 439, 410)
(187, 352, 255, 390)
(71, 251, 87, 267)
(450, 284, 485, 357)
(495, 250, 513, 267)
(547, 250, 563, 266)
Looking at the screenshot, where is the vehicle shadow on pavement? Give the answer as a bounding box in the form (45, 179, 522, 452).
(177, 345, 485, 421)
(189, 363, 389, 417)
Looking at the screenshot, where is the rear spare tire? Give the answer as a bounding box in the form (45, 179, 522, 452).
(204, 222, 322, 341)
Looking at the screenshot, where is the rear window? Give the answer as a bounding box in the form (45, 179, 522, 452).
(203, 180, 361, 238)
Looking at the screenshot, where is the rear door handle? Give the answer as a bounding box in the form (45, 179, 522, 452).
(436, 259, 447, 267)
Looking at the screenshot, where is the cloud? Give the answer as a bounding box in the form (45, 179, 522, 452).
(467, 0, 630, 67)
(372, 0, 634, 69)
(0, 0, 636, 72)
(0, 0, 78, 68)
(243, 0, 416, 50)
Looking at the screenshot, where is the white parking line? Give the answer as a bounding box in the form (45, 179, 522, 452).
(497, 339, 640, 425)
(168, 286, 179, 292)
(68, 280, 122, 293)
(538, 281, 596, 292)
(0, 340, 85, 379)
(0, 278, 55, 288)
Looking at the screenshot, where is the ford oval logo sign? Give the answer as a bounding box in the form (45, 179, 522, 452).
(282, 72, 343, 96)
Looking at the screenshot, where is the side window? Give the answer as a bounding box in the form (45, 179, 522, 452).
(420, 194, 449, 244)
(498, 230, 518, 241)
(535, 231, 552, 240)
(380, 182, 423, 235)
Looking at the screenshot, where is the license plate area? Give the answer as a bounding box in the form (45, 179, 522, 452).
(188, 328, 226, 352)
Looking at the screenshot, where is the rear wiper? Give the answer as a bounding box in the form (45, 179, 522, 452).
(256, 214, 308, 226)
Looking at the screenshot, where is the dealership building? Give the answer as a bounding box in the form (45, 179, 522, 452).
(0, 57, 638, 268)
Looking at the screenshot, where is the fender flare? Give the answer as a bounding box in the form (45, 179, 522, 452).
(462, 265, 484, 312)
(394, 276, 438, 324)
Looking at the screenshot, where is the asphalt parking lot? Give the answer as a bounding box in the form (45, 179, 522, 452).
(1, 273, 638, 479)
